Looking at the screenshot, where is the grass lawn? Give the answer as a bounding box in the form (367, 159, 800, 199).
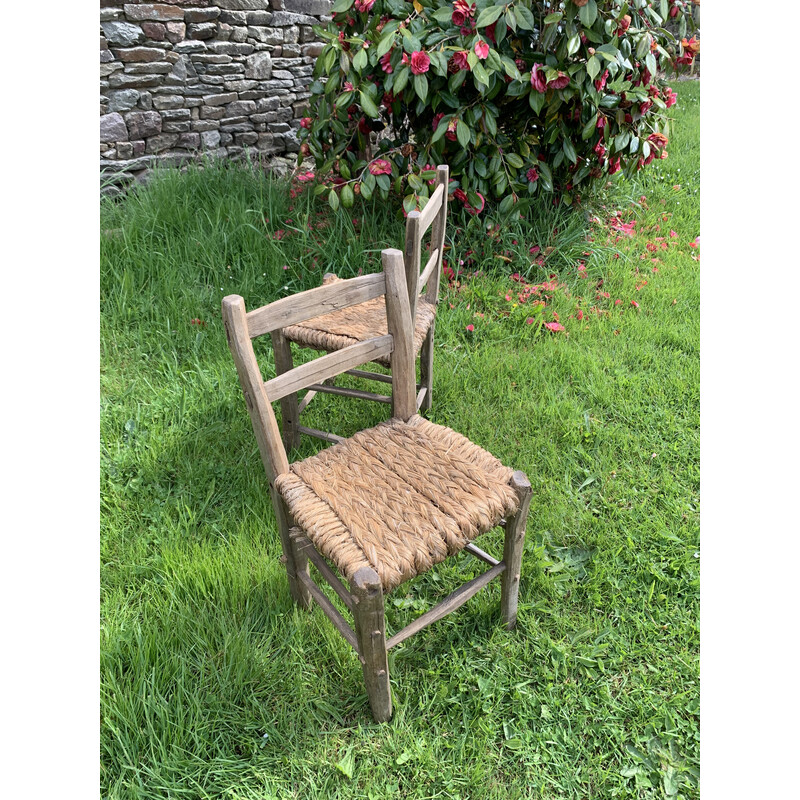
(100, 80, 699, 799)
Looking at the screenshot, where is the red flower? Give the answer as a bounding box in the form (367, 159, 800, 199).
(466, 324, 475, 332)
(663, 87, 678, 108)
(547, 72, 569, 90)
(485, 21, 497, 43)
(617, 14, 631, 35)
(593, 140, 606, 160)
(354, 0, 375, 11)
(380, 51, 393, 73)
(452, 0, 475, 27)
(596, 115, 606, 129)
(410, 50, 430, 75)
(594, 69, 609, 92)
(544, 322, 565, 333)
(299, 117, 312, 129)
(474, 40, 489, 60)
(639, 99, 653, 115)
(608, 157, 621, 175)
(368, 159, 392, 176)
(530, 64, 548, 93)
(432, 112, 444, 131)
(527, 167, 539, 182)
(647, 132, 669, 149)
(450, 50, 470, 72)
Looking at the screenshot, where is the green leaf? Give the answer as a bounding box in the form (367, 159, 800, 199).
(581, 113, 598, 139)
(473, 62, 490, 87)
(431, 7, 453, 23)
(528, 91, 545, 114)
(563, 137, 577, 164)
(505, 9, 517, 34)
(636, 34, 652, 60)
(645, 52, 657, 77)
(486, 48, 503, 71)
(544, 12, 562, 24)
(328, 189, 339, 211)
(359, 90, 379, 118)
(537, 162, 553, 192)
(403, 193, 418, 213)
(376, 173, 391, 191)
(414, 73, 428, 102)
(431, 114, 451, 143)
(376, 33, 395, 59)
(506, 152, 523, 169)
(359, 180, 372, 200)
(335, 750, 354, 779)
(341, 183, 354, 208)
(498, 194, 514, 214)
(392, 66, 409, 94)
(579, 0, 598, 27)
(475, 5, 505, 28)
(352, 47, 367, 72)
(456, 119, 471, 149)
(515, 4, 535, 30)
(586, 55, 600, 81)
(567, 33, 581, 56)
(330, 0, 354, 13)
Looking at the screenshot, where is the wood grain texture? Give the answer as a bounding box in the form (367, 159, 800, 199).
(296, 424, 345, 444)
(291, 529, 354, 611)
(382, 249, 416, 421)
(500, 470, 532, 630)
(245, 272, 387, 338)
(403, 212, 422, 323)
(271, 329, 300, 451)
(344, 368, 393, 384)
(418, 183, 445, 232)
(264, 335, 393, 401)
(385, 561, 506, 649)
(425, 165, 449, 305)
(464, 541, 500, 567)
(222, 295, 289, 479)
(417, 248, 440, 292)
(305, 382, 392, 404)
(351, 567, 392, 722)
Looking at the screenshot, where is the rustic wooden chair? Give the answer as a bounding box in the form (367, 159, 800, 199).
(222, 247, 531, 723)
(271, 165, 449, 450)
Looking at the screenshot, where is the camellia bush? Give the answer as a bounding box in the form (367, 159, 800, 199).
(298, 0, 698, 215)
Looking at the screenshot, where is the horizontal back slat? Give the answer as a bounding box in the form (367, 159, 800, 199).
(264, 335, 393, 401)
(417, 248, 439, 291)
(418, 183, 445, 233)
(246, 272, 387, 338)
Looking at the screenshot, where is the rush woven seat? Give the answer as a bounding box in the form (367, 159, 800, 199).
(270, 165, 450, 450)
(282, 274, 437, 369)
(276, 414, 519, 591)
(222, 246, 532, 723)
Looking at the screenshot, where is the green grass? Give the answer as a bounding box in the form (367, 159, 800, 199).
(101, 81, 700, 799)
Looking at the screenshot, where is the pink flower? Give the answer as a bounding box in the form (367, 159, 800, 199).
(608, 156, 621, 175)
(547, 72, 569, 90)
(450, 50, 470, 72)
(474, 40, 489, 60)
(410, 51, 430, 75)
(544, 322, 565, 333)
(526, 167, 539, 182)
(663, 87, 678, 108)
(354, 0, 375, 11)
(368, 159, 392, 176)
(296, 170, 315, 182)
(630, 300, 639, 309)
(466, 324, 475, 332)
(299, 117, 312, 129)
(380, 51, 393, 73)
(669, 230, 678, 238)
(432, 112, 444, 131)
(343, 81, 354, 92)
(596, 115, 606, 129)
(530, 64, 547, 93)
(525, 317, 535, 325)
(594, 69, 609, 92)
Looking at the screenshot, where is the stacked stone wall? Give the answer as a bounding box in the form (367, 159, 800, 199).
(100, 0, 331, 189)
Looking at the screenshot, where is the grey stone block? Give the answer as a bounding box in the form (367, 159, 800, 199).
(101, 21, 145, 47)
(108, 72, 162, 89)
(245, 51, 272, 79)
(107, 89, 141, 112)
(126, 110, 163, 138)
(203, 91, 238, 105)
(201, 130, 221, 148)
(285, 0, 331, 14)
(125, 62, 174, 74)
(188, 22, 218, 40)
(123, 5, 185, 22)
(146, 133, 180, 153)
(269, 11, 318, 26)
(185, 7, 221, 23)
(100, 112, 129, 142)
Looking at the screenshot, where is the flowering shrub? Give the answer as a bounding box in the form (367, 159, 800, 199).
(298, 0, 697, 215)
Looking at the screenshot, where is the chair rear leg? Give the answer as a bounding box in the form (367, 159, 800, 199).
(500, 471, 532, 630)
(419, 324, 435, 414)
(351, 567, 392, 722)
(270, 330, 300, 451)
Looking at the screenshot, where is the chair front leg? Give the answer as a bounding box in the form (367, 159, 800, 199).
(500, 471, 533, 630)
(270, 330, 300, 451)
(351, 567, 392, 722)
(272, 490, 312, 610)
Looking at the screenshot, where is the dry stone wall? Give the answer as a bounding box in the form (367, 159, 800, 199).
(99, 0, 331, 190)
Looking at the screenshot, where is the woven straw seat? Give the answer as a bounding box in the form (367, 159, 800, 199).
(281, 274, 437, 368)
(276, 415, 520, 591)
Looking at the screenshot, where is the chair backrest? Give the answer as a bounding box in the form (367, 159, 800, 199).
(222, 249, 416, 483)
(403, 165, 449, 322)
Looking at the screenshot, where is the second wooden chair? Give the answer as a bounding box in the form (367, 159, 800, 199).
(269, 164, 449, 449)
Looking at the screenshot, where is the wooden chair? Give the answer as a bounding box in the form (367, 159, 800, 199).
(222, 247, 531, 723)
(272, 165, 449, 450)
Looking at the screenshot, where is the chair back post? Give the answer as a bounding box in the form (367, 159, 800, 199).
(403, 211, 422, 324)
(222, 295, 290, 482)
(382, 248, 416, 421)
(425, 164, 449, 305)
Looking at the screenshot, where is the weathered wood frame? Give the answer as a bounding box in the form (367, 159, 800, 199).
(271, 165, 450, 448)
(222, 246, 531, 723)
